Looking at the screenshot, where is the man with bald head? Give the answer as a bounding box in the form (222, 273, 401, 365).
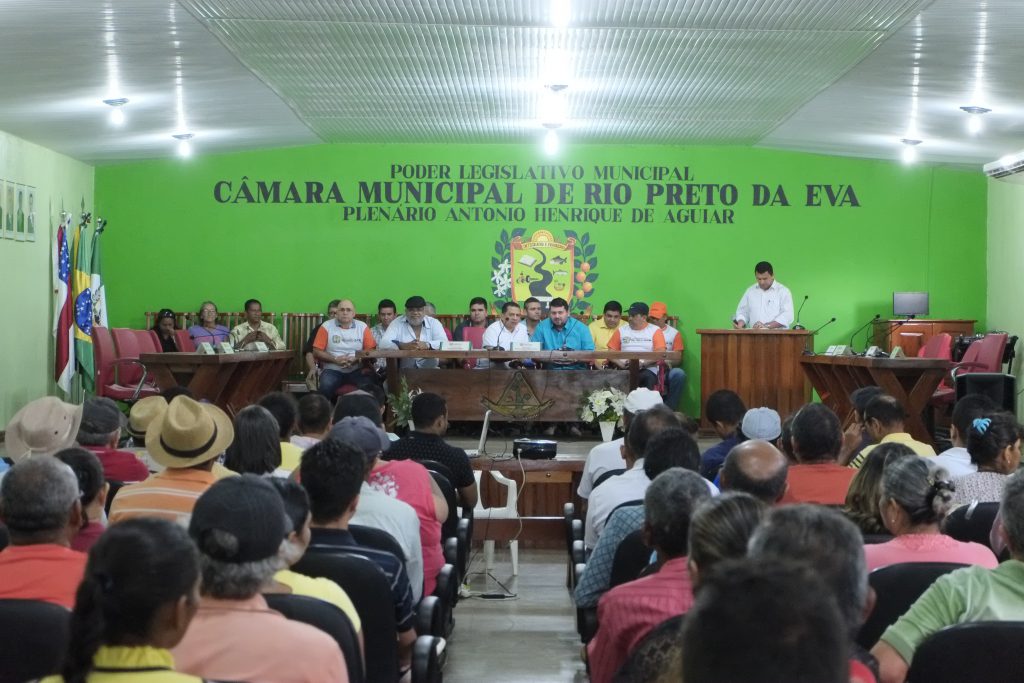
(311, 298, 377, 398)
(720, 440, 789, 504)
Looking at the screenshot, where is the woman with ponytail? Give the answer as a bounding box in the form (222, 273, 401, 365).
(55, 448, 109, 552)
(46, 518, 202, 683)
(950, 412, 1023, 508)
(864, 456, 998, 572)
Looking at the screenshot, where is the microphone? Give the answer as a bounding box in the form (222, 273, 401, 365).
(792, 295, 809, 330)
(811, 316, 837, 336)
(849, 314, 881, 353)
(802, 317, 836, 355)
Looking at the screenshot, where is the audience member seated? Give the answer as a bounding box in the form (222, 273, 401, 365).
(719, 439, 789, 504)
(950, 412, 1023, 507)
(76, 396, 150, 482)
(387, 392, 478, 508)
(301, 439, 418, 665)
(291, 393, 333, 451)
(4, 395, 82, 462)
(932, 394, 998, 478)
(229, 298, 286, 351)
(125, 395, 235, 480)
(379, 295, 448, 369)
(370, 298, 397, 345)
(646, 302, 686, 410)
(850, 395, 935, 469)
(522, 297, 543, 338)
(188, 300, 230, 346)
(586, 469, 711, 683)
(173, 475, 347, 682)
(780, 403, 857, 505)
(872, 470, 1024, 683)
(699, 389, 746, 480)
(224, 405, 285, 477)
(333, 412, 433, 600)
(779, 413, 797, 462)
(838, 386, 885, 465)
(312, 298, 377, 396)
(588, 300, 625, 353)
(0, 457, 86, 608)
(584, 406, 682, 548)
(578, 388, 663, 499)
(303, 299, 340, 387)
(264, 478, 363, 642)
(614, 492, 768, 683)
(479, 301, 529, 369)
(739, 407, 782, 449)
(574, 424, 708, 608)
(681, 558, 850, 683)
(530, 297, 595, 369)
(109, 396, 234, 524)
(454, 296, 489, 342)
(844, 443, 915, 536)
(48, 518, 203, 683)
(866, 456, 997, 572)
(55, 448, 108, 552)
(750, 504, 877, 682)
(152, 308, 180, 352)
(259, 391, 304, 472)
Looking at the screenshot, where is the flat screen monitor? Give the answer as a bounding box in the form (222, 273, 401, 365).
(893, 291, 929, 317)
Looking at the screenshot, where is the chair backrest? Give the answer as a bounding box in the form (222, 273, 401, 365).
(942, 501, 1001, 551)
(412, 635, 444, 683)
(461, 326, 486, 349)
(293, 551, 399, 683)
(605, 498, 644, 528)
(592, 468, 626, 491)
(609, 528, 653, 588)
(111, 327, 145, 385)
(92, 325, 117, 394)
(105, 479, 125, 516)
(856, 561, 968, 649)
(282, 312, 325, 376)
(0, 598, 71, 682)
(349, 524, 407, 562)
(907, 620, 1024, 682)
(138, 329, 162, 354)
(917, 333, 953, 360)
(174, 328, 196, 352)
(263, 593, 364, 683)
(959, 333, 1009, 375)
(425, 468, 459, 540)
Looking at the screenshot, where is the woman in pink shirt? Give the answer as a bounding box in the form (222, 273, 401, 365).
(866, 457, 998, 572)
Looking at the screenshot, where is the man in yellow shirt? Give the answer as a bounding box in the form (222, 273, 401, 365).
(850, 394, 935, 468)
(229, 298, 286, 351)
(588, 300, 627, 360)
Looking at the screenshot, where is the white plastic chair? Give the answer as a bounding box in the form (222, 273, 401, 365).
(473, 469, 520, 575)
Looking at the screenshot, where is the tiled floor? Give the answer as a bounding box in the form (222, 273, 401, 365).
(444, 548, 588, 683)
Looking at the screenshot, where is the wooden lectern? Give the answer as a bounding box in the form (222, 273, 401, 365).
(697, 329, 812, 428)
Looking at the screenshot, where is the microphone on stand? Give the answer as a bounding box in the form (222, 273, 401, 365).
(802, 317, 836, 355)
(849, 314, 881, 354)
(791, 295, 809, 330)
(869, 315, 915, 357)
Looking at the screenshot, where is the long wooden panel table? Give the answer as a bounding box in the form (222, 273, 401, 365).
(800, 355, 952, 445)
(139, 351, 293, 415)
(360, 350, 681, 422)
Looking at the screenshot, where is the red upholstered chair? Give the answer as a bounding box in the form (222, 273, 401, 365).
(174, 329, 196, 352)
(145, 329, 162, 351)
(94, 327, 160, 402)
(917, 333, 953, 361)
(932, 333, 1008, 406)
(460, 326, 486, 369)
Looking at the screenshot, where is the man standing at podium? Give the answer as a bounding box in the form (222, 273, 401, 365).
(732, 261, 794, 330)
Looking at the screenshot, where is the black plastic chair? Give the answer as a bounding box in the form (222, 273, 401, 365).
(856, 561, 968, 650)
(907, 621, 1024, 682)
(350, 524, 407, 561)
(609, 529, 653, 588)
(455, 517, 471, 581)
(574, 562, 599, 644)
(419, 459, 455, 485)
(263, 593, 364, 683)
(294, 551, 399, 683)
(105, 479, 125, 516)
(943, 501, 1001, 551)
(427, 469, 460, 541)
(0, 598, 71, 683)
(592, 468, 626, 491)
(431, 563, 457, 634)
(412, 634, 445, 683)
(603, 499, 643, 530)
(413, 594, 445, 639)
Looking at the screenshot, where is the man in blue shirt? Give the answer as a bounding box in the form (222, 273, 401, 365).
(530, 297, 595, 370)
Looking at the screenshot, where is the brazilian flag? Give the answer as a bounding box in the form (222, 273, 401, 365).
(72, 224, 95, 391)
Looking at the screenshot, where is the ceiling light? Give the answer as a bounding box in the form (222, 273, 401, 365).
(900, 138, 921, 164)
(960, 105, 991, 135)
(103, 97, 128, 126)
(539, 90, 568, 128)
(550, 0, 570, 28)
(543, 129, 560, 156)
(173, 133, 194, 158)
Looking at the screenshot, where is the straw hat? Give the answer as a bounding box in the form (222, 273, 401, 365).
(126, 396, 168, 441)
(146, 396, 234, 469)
(4, 396, 83, 462)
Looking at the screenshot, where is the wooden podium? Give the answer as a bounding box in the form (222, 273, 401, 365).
(697, 329, 812, 428)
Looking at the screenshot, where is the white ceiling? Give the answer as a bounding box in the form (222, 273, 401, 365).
(0, 0, 1020, 167)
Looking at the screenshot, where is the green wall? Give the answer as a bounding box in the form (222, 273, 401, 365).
(0, 129, 94, 425)
(95, 143, 987, 415)
(986, 177, 1024, 419)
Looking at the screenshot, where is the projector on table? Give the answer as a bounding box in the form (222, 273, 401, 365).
(513, 438, 557, 460)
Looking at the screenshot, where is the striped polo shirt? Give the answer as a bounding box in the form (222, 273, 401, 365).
(108, 468, 217, 524)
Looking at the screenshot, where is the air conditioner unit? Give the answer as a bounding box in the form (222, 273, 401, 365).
(984, 151, 1024, 179)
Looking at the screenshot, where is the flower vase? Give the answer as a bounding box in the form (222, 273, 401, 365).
(599, 421, 615, 442)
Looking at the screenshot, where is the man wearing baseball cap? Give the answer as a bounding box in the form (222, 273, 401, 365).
(108, 395, 234, 524)
(76, 396, 149, 482)
(172, 475, 347, 682)
(648, 301, 688, 410)
(608, 302, 687, 410)
(577, 388, 664, 499)
(379, 294, 449, 368)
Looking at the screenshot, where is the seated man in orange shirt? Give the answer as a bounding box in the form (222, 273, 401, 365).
(780, 403, 856, 505)
(311, 298, 377, 399)
(608, 302, 686, 409)
(0, 457, 87, 609)
(648, 301, 687, 410)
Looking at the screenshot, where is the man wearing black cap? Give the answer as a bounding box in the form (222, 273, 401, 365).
(172, 475, 347, 682)
(379, 294, 449, 368)
(76, 396, 150, 482)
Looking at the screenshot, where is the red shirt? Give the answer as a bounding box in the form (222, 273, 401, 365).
(0, 543, 87, 609)
(781, 462, 857, 505)
(85, 446, 151, 483)
(71, 521, 106, 553)
(587, 556, 695, 683)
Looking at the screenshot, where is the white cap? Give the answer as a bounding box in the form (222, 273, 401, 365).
(741, 407, 782, 441)
(623, 388, 664, 414)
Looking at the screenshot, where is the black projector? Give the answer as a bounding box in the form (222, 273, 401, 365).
(513, 438, 557, 460)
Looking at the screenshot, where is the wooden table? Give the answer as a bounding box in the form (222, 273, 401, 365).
(140, 351, 293, 415)
(360, 350, 681, 422)
(472, 455, 586, 549)
(800, 355, 952, 445)
(697, 329, 812, 429)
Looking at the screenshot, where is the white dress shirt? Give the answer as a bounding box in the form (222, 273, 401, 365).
(478, 321, 530, 369)
(734, 280, 794, 328)
(379, 315, 449, 368)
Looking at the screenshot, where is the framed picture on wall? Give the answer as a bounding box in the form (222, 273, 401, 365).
(3, 182, 14, 240)
(26, 187, 35, 242)
(15, 185, 26, 241)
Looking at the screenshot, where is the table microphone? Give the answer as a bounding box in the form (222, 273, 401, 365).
(849, 314, 881, 354)
(811, 316, 837, 336)
(792, 295, 809, 330)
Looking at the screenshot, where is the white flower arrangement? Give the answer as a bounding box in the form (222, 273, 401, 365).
(579, 386, 627, 426)
(491, 261, 512, 297)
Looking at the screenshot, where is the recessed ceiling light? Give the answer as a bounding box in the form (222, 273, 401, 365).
(959, 106, 992, 115)
(550, 0, 570, 28)
(900, 138, 922, 146)
(543, 129, 560, 156)
(172, 133, 194, 158)
(102, 98, 129, 126)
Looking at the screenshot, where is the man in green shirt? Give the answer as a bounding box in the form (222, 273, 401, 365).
(872, 469, 1024, 683)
